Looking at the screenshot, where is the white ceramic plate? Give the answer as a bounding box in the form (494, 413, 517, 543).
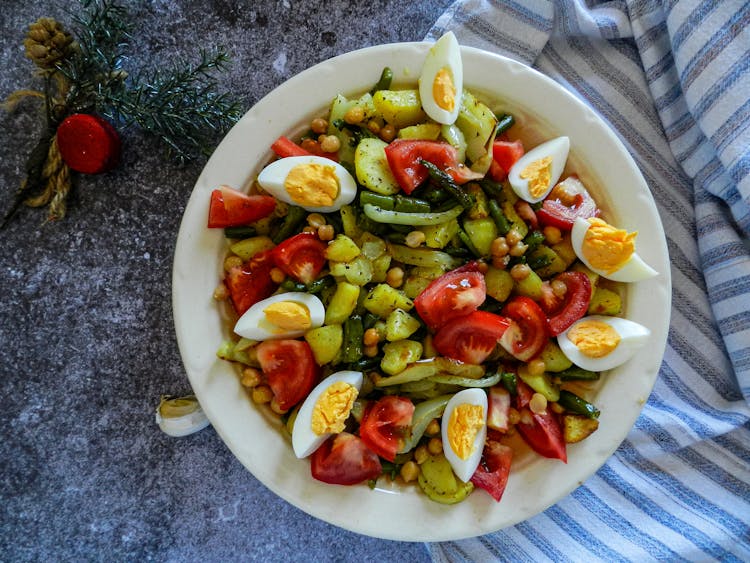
(172, 42, 671, 542)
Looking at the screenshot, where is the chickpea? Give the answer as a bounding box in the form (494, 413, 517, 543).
(363, 344, 379, 357)
(510, 263, 531, 281)
(344, 105, 365, 124)
(269, 397, 288, 415)
(213, 283, 229, 301)
(319, 134, 341, 153)
(543, 225, 562, 245)
(477, 260, 489, 274)
(490, 236, 509, 258)
(492, 255, 510, 270)
(307, 213, 326, 228)
(367, 119, 381, 134)
(508, 407, 521, 425)
(251, 385, 274, 404)
(380, 124, 396, 142)
(414, 445, 430, 465)
(302, 225, 318, 234)
(427, 437, 443, 455)
(317, 224, 335, 241)
(385, 266, 404, 288)
(300, 138, 319, 153)
(529, 393, 548, 414)
(425, 419, 440, 436)
(506, 229, 522, 247)
(363, 328, 381, 347)
(400, 461, 420, 483)
(551, 279, 568, 297)
(527, 358, 546, 377)
(310, 117, 328, 134)
(509, 241, 528, 257)
(240, 367, 262, 388)
(269, 267, 286, 284)
(550, 402, 565, 414)
(405, 230, 426, 248)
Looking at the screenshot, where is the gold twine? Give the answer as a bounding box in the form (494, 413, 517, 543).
(24, 135, 72, 221)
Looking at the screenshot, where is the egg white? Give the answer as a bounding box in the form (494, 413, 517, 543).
(441, 388, 487, 483)
(508, 136, 570, 203)
(557, 315, 651, 372)
(233, 292, 325, 341)
(419, 31, 463, 125)
(257, 155, 357, 213)
(292, 370, 363, 458)
(571, 217, 658, 282)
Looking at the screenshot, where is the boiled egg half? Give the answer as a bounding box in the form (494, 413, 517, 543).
(557, 315, 650, 372)
(419, 31, 463, 125)
(508, 136, 570, 203)
(441, 388, 487, 483)
(257, 155, 357, 213)
(571, 216, 658, 282)
(234, 292, 324, 341)
(292, 370, 363, 458)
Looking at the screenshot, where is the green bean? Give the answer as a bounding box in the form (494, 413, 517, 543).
(341, 315, 364, 363)
(307, 276, 335, 294)
(370, 67, 394, 94)
(359, 191, 431, 213)
(527, 252, 552, 271)
(558, 390, 600, 419)
(523, 230, 545, 253)
(488, 199, 511, 235)
(224, 226, 256, 239)
(349, 355, 381, 372)
(556, 366, 600, 382)
(457, 227, 482, 258)
(363, 312, 380, 331)
(272, 205, 306, 243)
(419, 159, 474, 210)
(359, 191, 395, 210)
(480, 179, 504, 199)
(495, 113, 515, 135)
(280, 279, 306, 292)
(501, 371, 517, 395)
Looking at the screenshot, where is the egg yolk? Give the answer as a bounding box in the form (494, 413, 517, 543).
(582, 218, 637, 274)
(520, 156, 553, 198)
(284, 163, 339, 207)
(263, 301, 311, 332)
(311, 381, 358, 435)
(448, 404, 484, 460)
(433, 67, 456, 112)
(568, 320, 621, 358)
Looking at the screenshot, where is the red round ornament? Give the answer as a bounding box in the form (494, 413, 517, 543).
(56, 114, 121, 174)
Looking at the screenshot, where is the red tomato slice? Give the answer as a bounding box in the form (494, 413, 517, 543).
(487, 386, 511, 432)
(470, 439, 513, 502)
(536, 176, 599, 231)
(270, 135, 313, 158)
(359, 396, 414, 462)
(433, 311, 510, 365)
(499, 296, 548, 361)
(384, 139, 481, 194)
(544, 271, 592, 336)
(310, 432, 382, 485)
(414, 268, 486, 331)
(271, 232, 327, 284)
(207, 186, 277, 229)
(224, 250, 278, 316)
(490, 139, 525, 180)
(256, 339, 319, 411)
(515, 381, 567, 462)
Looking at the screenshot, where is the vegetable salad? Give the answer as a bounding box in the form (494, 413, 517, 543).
(209, 32, 657, 504)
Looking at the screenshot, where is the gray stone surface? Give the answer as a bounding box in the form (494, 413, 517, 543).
(0, 1, 451, 560)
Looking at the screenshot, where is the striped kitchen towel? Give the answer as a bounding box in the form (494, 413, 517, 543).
(425, 1, 750, 561)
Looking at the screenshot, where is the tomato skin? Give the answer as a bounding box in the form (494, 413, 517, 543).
(470, 439, 513, 502)
(515, 381, 567, 462)
(499, 296, 548, 361)
(414, 268, 486, 331)
(224, 250, 278, 316)
(359, 396, 415, 462)
(433, 311, 510, 365)
(207, 186, 277, 228)
(490, 140, 525, 181)
(536, 176, 599, 230)
(310, 432, 382, 485)
(544, 271, 592, 336)
(271, 232, 327, 284)
(256, 339, 319, 411)
(487, 386, 511, 432)
(384, 139, 481, 194)
(271, 135, 313, 158)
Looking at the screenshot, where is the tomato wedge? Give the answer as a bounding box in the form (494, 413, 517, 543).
(271, 232, 327, 284)
(489, 139, 524, 181)
(515, 381, 567, 462)
(207, 186, 277, 228)
(433, 311, 510, 365)
(311, 432, 382, 485)
(270, 135, 313, 158)
(414, 267, 486, 331)
(384, 139, 481, 194)
(224, 249, 277, 316)
(536, 176, 599, 230)
(499, 296, 548, 361)
(470, 439, 513, 502)
(544, 271, 592, 336)
(359, 396, 414, 462)
(256, 339, 319, 411)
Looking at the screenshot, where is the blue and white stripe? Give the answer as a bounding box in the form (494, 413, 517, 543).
(425, 0, 750, 560)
